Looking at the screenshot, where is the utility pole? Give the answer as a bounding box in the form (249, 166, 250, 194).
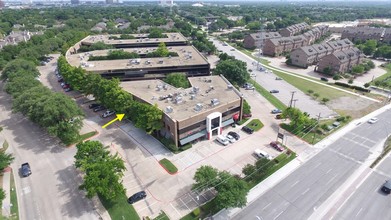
(289, 91, 296, 108)
(312, 113, 321, 144)
(292, 99, 298, 108)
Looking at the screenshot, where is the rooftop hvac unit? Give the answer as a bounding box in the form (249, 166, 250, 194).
(175, 96, 183, 104)
(193, 87, 200, 93)
(211, 98, 220, 106)
(165, 106, 173, 113)
(194, 103, 203, 111)
(227, 84, 233, 89)
(163, 84, 168, 90)
(190, 94, 196, 100)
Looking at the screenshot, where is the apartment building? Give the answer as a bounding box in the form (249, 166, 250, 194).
(242, 32, 281, 49)
(341, 27, 383, 42)
(263, 25, 329, 57)
(263, 35, 309, 56)
(290, 39, 353, 68)
(317, 47, 364, 74)
(279, 22, 310, 37)
(120, 75, 243, 147)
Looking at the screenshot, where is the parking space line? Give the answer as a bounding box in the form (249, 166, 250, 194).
(341, 137, 371, 149)
(169, 202, 182, 218)
(136, 200, 160, 212)
(178, 198, 191, 212)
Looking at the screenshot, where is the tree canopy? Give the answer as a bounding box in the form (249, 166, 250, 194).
(74, 141, 126, 200)
(164, 73, 191, 88)
(213, 59, 249, 86)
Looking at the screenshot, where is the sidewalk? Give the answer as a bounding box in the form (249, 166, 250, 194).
(1, 167, 11, 217)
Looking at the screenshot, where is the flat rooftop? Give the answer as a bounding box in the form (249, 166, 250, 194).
(66, 45, 209, 73)
(81, 33, 187, 45)
(120, 75, 242, 122)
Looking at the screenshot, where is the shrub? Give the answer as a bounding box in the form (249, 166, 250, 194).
(364, 83, 370, 88)
(192, 208, 200, 217)
(336, 116, 345, 122)
(348, 79, 354, 84)
(307, 89, 314, 94)
(333, 75, 340, 80)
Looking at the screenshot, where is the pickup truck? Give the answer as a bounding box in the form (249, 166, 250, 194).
(21, 163, 32, 177)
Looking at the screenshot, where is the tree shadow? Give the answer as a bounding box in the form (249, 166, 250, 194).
(56, 165, 98, 219)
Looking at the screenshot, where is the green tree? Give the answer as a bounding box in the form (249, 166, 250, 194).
(164, 73, 190, 88)
(129, 102, 163, 134)
(5, 75, 41, 98)
(214, 171, 249, 209)
(351, 65, 364, 74)
(0, 150, 14, 174)
(213, 59, 249, 86)
(0, 189, 5, 209)
(149, 28, 165, 38)
(362, 40, 377, 55)
(155, 42, 169, 57)
(1, 59, 40, 80)
(192, 165, 219, 192)
(242, 99, 251, 114)
(74, 141, 126, 200)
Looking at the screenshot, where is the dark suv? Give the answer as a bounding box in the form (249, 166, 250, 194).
(228, 131, 240, 140)
(21, 163, 32, 177)
(241, 126, 254, 134)
(382, 179, 391, 194)
(127, 191, 147, 204)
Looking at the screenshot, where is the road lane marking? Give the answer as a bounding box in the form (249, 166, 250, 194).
(179, 197, 191, 211)
(356, 207, 363, 217)
(302, 188, 310, 195)
(326, 175, 338, 185)
(291, 180, 300, 187)
(262, 202, 272, 210)
(169, 202, 182, 218)
(326, 168, 333, 174)
(274, 211, 284, 220)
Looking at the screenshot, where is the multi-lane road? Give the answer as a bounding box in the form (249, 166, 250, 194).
(210, 37, 337, 119)
(232, 108, 391, 220)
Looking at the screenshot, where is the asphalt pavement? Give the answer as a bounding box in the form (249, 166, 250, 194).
(211, 37, 338, 119)
(231, 107, 391, 220)
(0, 81, 99, 220)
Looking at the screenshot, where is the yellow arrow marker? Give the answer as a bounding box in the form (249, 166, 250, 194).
(102, 114, 125, 129)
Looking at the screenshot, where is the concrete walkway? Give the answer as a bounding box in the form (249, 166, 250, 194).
(1, 168, 11, 217)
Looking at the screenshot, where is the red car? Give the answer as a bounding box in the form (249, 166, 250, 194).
(270, 141, 284, 152)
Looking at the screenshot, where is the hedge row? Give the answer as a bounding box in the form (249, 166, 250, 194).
(335, 82, 371, 93)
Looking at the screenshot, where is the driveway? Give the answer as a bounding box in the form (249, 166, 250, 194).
(0, 82, 99, 220)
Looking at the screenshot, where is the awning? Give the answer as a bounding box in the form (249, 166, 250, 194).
(222, 118, 234, 127)
(179, 130, 207, 145)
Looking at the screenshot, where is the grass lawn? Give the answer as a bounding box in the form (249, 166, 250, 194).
(180, 199, 220, 220)
(99, 193, 140, 220)
(245, 119, 264, 131)
(159, 158, 178, 174)
(153, 211, 170, 220)
(8, 171, 18, 220)
(374, 63, 391, 82)
(68, 131, 98, 145)
(247, 151, 297, 188)
(249, 79, 287, 110)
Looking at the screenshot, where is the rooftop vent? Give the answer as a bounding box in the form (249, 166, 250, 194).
(211, 98, 220, 106)
(206, 86, 214, 93)
(227, 84, 233, 89)
(175, 96, 183, 104)
(194, 103, 203, 111)
(190, 94, 196, 100)
(163, 84, 168, 90)
(165, 106, 173, 113)
(193, 86, 200, 93)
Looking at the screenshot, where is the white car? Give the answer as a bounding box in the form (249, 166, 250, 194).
(368, 118, 378, 124)
(102, 110, 115, 118)
(225, 135, 236, 143)
(216, 135, 230, 146)
(250, 73, 256, 77)
(254, 149, 272, 160)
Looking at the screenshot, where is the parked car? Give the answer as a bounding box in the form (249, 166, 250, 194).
(254, 149, 272, 160)
(275, 114, 283, 119)
(275, 77, 282, 80)
(228, 131, 240, 140)
(230, 48, 235, 51)
(64, 88, 73, 92)
(241, 126, 254, 134)
(101, 110, 115, 118)
(271, 109, 282, 114)
(243, 113, 252, 119)
(382, 179, 391, 194)
(216, 135, 230, 146)
(368, 118, 378, 124)
(320, 77, 329, 82)
(226, 135, 236, 143)
(93, 105, 106, 112)
(21, 163, 32, 177)
(270, 90, 279, 93)
(62, 84, 70, 89)
(127, 191, 147, 204)
(270, 141, 284, 152)
(57, 77, 64, 82)
(89, 103, 101, 109)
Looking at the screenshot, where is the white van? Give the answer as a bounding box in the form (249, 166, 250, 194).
(254, 149, 272, 160)
(216, 135, 230, 146)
